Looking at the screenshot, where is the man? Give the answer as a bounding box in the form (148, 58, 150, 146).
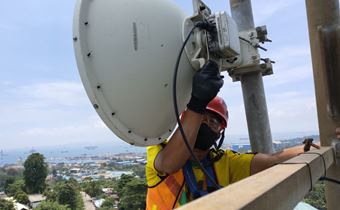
(145, 61, 307, 209)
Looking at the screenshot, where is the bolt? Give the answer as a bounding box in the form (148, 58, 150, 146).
(84, 21, 89, 26)
(96, 85, 101, 89)
(144, 138, 148, 141)
(112, 112, 116, 116)
(87, 52, 92, 57)
(93, 104, 99, 109)
(73, 37, 78, 41)
(128, 131, 132, 134)
(199, 5, 206, 11)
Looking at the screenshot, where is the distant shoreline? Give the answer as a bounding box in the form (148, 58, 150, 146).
(0, 133, 319, 167)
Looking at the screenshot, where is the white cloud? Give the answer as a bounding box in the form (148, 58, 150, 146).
(263, 45, 313, 87)
(17, 82, 88, 107)
(253, 0, 297, 24)
(265, 63, 313, 87)
(220, 89, 318, 136)
(270, 46, 311, 61)
(267, 91, 318, 133)
(1, 114, 122, 150)
(0, 81, 113, 149)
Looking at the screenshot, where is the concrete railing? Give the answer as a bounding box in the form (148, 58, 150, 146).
(178, 147, 334, 210)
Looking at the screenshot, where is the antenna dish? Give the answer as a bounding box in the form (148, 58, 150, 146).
(73, 0, 195, 146)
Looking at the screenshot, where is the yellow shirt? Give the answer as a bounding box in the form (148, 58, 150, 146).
(146, 144, 255, 205)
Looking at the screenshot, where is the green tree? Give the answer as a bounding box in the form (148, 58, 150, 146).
(55, 182, 78, 210)
(35, 201, 70, 210)
(45, 180, 83, 210)
(119, 178, 146, 210)
(100, 197, 115, 209)
(115, 174, 134, 196)
(304, 181, 326, 210)
(83, 180, 102, 198)
(5, 179, 25, 197)
(23, 153, 48, 193)
(14, 191, 29, 205)
(3, 177, 16, 194)
(52, 168, 58, 177)
(44, 186, 58, 202)
(67, 178, 81, 191)
(0, 198, 15, 210)
(131, 165, 146, 178)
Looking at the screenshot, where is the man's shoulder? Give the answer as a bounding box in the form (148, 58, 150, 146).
(147, 141, 168, 156)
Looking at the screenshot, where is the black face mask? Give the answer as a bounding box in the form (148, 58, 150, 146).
(194, 123, 219, 151)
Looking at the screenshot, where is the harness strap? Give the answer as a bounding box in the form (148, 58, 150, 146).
(183, 157, 220, 199)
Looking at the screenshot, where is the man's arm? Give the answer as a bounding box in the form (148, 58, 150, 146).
(251, 127, 340, 174)
(154, 61, 223, 175)
(155, 110, 203, 174)
(250, 145, 304, 175)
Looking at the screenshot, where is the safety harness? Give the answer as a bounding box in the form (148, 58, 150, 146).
(183, 156, 221, 199)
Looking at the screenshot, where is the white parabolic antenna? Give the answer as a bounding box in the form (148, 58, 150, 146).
(73, 0, 195, 146)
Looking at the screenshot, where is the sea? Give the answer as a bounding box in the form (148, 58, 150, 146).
(0, 143, 146, 167)
(0, 131, 318, 166)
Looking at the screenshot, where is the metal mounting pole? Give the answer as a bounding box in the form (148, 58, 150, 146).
(229, 0, 273, 153)
(305, 0, 340, 209)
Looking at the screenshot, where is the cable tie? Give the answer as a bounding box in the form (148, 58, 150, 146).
(278, 161, 313, 192)
(298, 152, 327, 178)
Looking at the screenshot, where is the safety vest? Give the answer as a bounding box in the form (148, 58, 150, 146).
(146, 169, 185, 210)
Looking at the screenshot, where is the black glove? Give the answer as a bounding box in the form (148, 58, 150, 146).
(187, 60, 224, 114)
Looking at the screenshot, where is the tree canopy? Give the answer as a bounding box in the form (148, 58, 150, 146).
(83, 179, 102, 198)
(100, 197, 116, 209)
(14, 191, 29, 205)
(54, 182, 78, 210)
(23, 153, 48, 193)
(0, 198, 15, 210)
(35, 201, 70, 210)
(115, 174, 134, 196)
(304, 181, 326, 210)
(119, 177, 146, 210)
(5, 179, 25, 197)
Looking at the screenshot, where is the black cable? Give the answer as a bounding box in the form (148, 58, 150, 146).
(239, 36, 267, 51)
(280, 153, 340, 191)
(299, 152, 340, 185)
(320, 176, 340, 185)
(239, 36, 252, 45)
(279, 162, 313, 192)
(172, 23, 220, 190)
(300, 152, 327, 177)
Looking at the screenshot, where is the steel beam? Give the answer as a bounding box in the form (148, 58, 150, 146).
(305, 0, 340, 209)
(230, 0, 273, 153)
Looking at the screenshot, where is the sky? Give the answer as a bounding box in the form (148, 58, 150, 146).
(0, 0, 318, 150)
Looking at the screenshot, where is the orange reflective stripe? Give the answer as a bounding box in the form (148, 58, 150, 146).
(147, 188, 170, 210)
(146, 170, 184, 210)
(165, 175, 181, 196)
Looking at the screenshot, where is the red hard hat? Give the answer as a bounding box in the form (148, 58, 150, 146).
(206, 96, 228, 128)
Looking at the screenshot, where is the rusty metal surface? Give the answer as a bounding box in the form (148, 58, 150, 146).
(318, 25, 340, 121)
(306, 0, 340, 209)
